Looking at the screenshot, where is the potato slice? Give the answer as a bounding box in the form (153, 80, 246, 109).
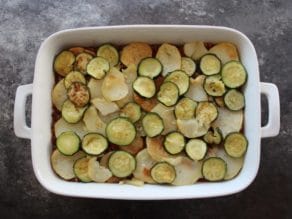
(51, 150, 86, 180)
(82, 105, 106, 135)
(156, 43, 181, 76)
(121, 42, 152, 66)
(91, 97, 119, 116)
(183, 41, 208, 61)
(172, 156, 202, 186)
(101, 67, 128, 101)
(52, 79, 67, 111)
(119, 135, 144, 155)
(88, 78, 103, 99)
(133, 93, 157, 112)
(212, 107, 243, 138)
(184, 75, 208, 102)
(177, 118, 209, 138)
(54, 118, 87, 138)
(100, 151, 113, 167)
(133, 149, 156, 183)
(119, 178, 145, 186)
(209, 42, 239, 64)
(87, 157, 112, 183)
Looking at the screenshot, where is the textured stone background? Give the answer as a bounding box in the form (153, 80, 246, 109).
(0, 0, 291, 218)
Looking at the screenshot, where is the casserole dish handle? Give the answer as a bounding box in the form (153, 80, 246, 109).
(14, 84, 33, 139)
(260, 82, 280, 138)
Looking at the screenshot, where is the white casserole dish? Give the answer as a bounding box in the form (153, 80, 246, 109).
(14, 25, 280, 200)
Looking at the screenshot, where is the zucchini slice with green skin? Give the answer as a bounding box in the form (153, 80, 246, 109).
(61, 100, 87, 124)
(64, 71, 86, 89)
(108, 151, 136, 178)
(221, 61, 247, 88)
(181, 57, 196, 76)
(164, 132, 185, 155)
(73, 157, 92, 182)
(87, 57, 110, 79)
(202, 157, 227, 181)
(138, 57, 162, 79)
(54, 51, 75, 76)
(196, 102, 218, 125)
(82, 133, 108, 156)
(174, 97, 197, 120)
(224, 89, 245, 111)
(120, 102, 141, 123)
(157, 81, 179, 107)
(97, 44, 119, 67)
(185, 139, 207, 161)
(203, 75, 226, 97)
(74, 52, 93, 74)
(200, 54, 221, 76)
(224, 132, 248, 158)
(142, 112, 164, 137)
(150, 162, 176, 184)
(56, 131, 80, 156)
(106, 117, 136, 146)
(67, 82, 90, 107)
(203, 127, 222, 145)
(164, 70, 190, 95)
(133, 76, 156, 98)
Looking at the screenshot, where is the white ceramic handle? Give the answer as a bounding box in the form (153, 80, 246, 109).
(14, 84, 33, 139)
(260, 82, 280, 138)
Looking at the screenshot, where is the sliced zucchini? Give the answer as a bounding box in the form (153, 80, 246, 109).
(142, 112, 164, 137)
(224, 89, 245, 111)
(87, 157, 112, 182)
(177, 118, 209, 138)
(203, 75, 226, 97)
(52, 79, 67, 111)
(203, 127, 222, 145)
(82, 133, 108, 156)
(174, 97, 197, 120)
(56, 131, 80, 155)
(82, 105, 106, 135)
(164, 132, 185, 155)
(202, 157, 227, 181)
(185, 139, 207, 161)
(164, 70, 190, 95)
(221, 61, 247, 88)
(121, 42, 152, 66)
(196, 102, 218, 125)
(185, 75, 208, 102)
(73, 157, 92, 182)
(97, 44, 119, 67)
(150, 162, 176, 184)
(156, 43, 181, 76)
(61, 100, 87, 124)
(108, 151, 136, 178)
(200, 54, 221, 76)
(183, 41, 208, 61)
(157, 82, 179, 107)
(74, 52, 93, 74)
(181, 57, 196, 76)
(64, 71, 86, 89)
(67, 82, 90, 107)
(51, 150, 85, 180)
(133, 149, 156, 183)
(208, 42, 239, 64)
(91, 97, 119, 116)
(224, 132, 248, 158)
(106, 117, 136, 146)
(133, 76, 156, 98)
(87, 57, 110, 79)
(138, 57, 162, 78)
(54, 51, 75, 76)
(120, 102, 141, 123)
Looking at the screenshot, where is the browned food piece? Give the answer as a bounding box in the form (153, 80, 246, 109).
(154, 75, 165, 91)
(69, 47, 96, 56)
(121, 42, 152, 66)
(54, 51, 75, 76)
(119, 135, 144, 155)
(133, 92, 157, 112)
(74, 53, 93, 74)
(67, 82, 90, 107)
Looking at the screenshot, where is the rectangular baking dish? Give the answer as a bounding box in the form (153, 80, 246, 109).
(14, 25, 280, 200)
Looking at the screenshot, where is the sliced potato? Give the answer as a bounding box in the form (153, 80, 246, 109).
(183, 41, 208, 60)
(151, 103, 177, 135)
(51, 150, 86, 180)
(100, 151, 113, 167)
(177, 118, 209, 138)
(87, 157, 112, 183)
(119, 135, 144, 155)
(54, 118, 88, 139)
(98, 111, 120, 124)
(52, 79, 67, 111)
(101, 67, 128, 101)
(156, 43, 181, 76)
(54, 51, 75, 76)
(184, 75, 208, 102)
(212, 107, 243, 138)
(91, 97, 119, 116)
(172, 156, 202, 186)
(133, 93, 158, 112)
(121, 42, 152, 66)
(133, 149, 156, 183)
(209, 42, 239, 64)
(69, 47, 85, 55)
(83, 105, 106, 135)
(88, 78, 103, 99)
(119, 178, 145, 186)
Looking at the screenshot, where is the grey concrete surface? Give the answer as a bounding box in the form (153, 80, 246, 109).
(0, 0, 291, 218)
